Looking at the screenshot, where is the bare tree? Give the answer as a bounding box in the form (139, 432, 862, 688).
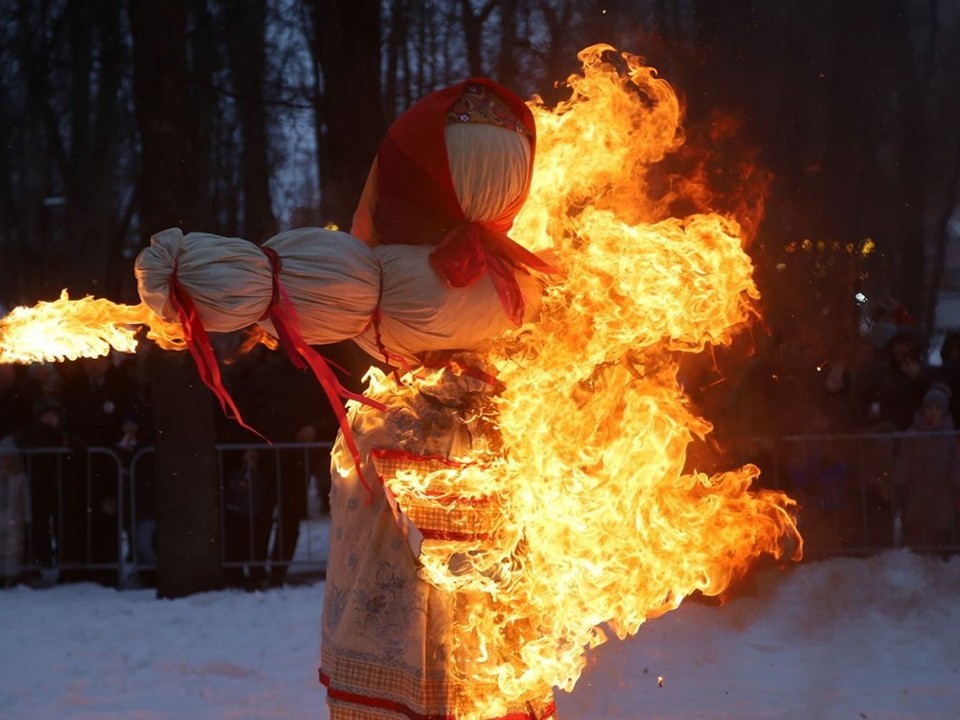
(459, 0, 497, 77)
(0, 0, 137, 300)
(130, 0, 223, 600)
(532, 0, 580, 103)
(303, 0, 384, 227)
(917, 0, 960, 333)
(223, 0, 277, 242)
(384, 0, 410, 118)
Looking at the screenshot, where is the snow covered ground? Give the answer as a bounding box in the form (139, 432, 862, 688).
(1, 548, 958, 720)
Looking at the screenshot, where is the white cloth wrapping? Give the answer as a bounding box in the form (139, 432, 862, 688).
(262, 228, 382, 343)
(355, 244, 541, 362)
(135, 228, 274, 333)
(135, 227, 541, 361)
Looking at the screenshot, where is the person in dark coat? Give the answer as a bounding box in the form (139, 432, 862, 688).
(221, 445, 271, 590)
(935, 331, 960, 426)
(0, 364, 36, 445)
(0, 434, 28, 586)
(58, 355, 141, 585)
(26, 400, 83, 575)
(860, 331, 929, 431)
(116, 410, 156, 587)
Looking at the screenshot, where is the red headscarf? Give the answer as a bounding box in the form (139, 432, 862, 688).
(353, 78, 556, 325)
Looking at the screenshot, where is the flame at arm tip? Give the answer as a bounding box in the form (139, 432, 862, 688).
(0, 290, 186, 364)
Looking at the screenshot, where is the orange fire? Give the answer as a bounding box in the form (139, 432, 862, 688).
(371, 45, 802, 718)
(0, 42, 800, 719)
(0, 291, 185, 364)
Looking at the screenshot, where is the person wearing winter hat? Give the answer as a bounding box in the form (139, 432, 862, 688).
(920, 381, 951, 425)
(890, 380, 960, 551)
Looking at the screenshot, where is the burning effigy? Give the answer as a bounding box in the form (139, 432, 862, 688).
(0, 45, 800, 720)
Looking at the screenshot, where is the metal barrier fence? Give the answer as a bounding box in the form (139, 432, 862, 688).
(9, 445, 128, 587)
(130, 441, 334, 589)
(2, 432, 958, 589)
(3, 441, 333, 589)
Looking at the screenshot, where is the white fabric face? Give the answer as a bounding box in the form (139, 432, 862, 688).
(445, 123, 531, 222)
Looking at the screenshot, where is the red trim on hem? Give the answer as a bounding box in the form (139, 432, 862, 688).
(419, 529, 491, 542)
(319, 671, 557, 720)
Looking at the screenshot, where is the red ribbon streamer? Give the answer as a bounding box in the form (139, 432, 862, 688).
(167, 260, 268, 442)
(261, 246, 385, 500)
(428, 223, 557, 326)
(366, 256, 416, 382)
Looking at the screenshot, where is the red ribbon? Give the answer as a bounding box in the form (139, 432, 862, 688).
(167, 260, 268, 441)
(365, 257, 417, 382)
(261, 246, 385, 501)
(429, 223, 556, 326)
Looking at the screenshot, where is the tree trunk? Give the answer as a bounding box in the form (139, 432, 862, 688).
(307, 0, 384, 227)
(187, 0, 222, 233)
(923, 136, 960, 335)
(497, 0, 519, 86)
(889, 0, 936, 325)
(535, 0, 576, 104)
(223, 0, 277, 242)
(130, 0, 223, 599)
(94, 0, 134, 299)
(384, 0, 409, 117)
(459, 0, 497, 78)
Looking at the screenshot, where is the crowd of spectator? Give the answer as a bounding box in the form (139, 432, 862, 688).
(0, 340, 339, 590)
(683, 300, 960, 558)
(1, 303, 959, 589)
(0, 354, 148, 587)
(803, 321, 960, 554)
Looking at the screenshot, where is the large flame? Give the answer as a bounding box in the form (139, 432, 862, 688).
(0, 42, 800, 719)
(372, 45, 801, 718)
(0, 291, 185, 363)
(0, 293, 282, 364)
